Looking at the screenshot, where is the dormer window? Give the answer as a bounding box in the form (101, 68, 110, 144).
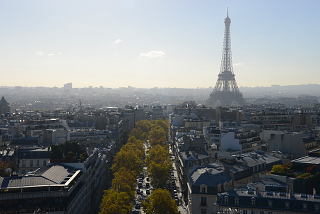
(235, 197, 239, 205)
(303, 203, 308, 212)
(202, 187, 206, 193)
(251, 197, 256, 206)
(314, 204, 319, 213)
(224, 196, 228, 204)
(285, 201, 290, 209)
(200, 184, 207, 193)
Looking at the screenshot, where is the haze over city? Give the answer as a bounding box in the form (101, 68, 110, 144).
(1, 0, 319, 89)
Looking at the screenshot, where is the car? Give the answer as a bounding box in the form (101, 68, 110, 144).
(175, 199, 179, 205)
(140, 173, 144, 178)
(135, 203, 141, 209)
(139, 178, 143, 183)
(138, 182, 143, 188)
(132, 211, 140, 214)
(146, 182, 150, 188)
(137, 189, 141, 194)
(146, 189, 150, 195)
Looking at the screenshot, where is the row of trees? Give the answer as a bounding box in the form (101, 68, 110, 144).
(99, 119, 177, 214)
(99, 124, 146, 214)
(140, 119, 178, 214)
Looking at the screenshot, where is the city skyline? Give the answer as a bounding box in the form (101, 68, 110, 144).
(0, 0, 319, 89)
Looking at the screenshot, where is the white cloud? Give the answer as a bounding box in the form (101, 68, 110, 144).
(36, 52, 44, 55)
(113, 39, 123, 44)
(140, 51, 165, 58)
(48, 53, 55, 56)
(233, 63, 242, 66)
(57, 52, 62, 55)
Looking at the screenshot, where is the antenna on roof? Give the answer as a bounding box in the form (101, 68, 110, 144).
(227, 7, 229, 17)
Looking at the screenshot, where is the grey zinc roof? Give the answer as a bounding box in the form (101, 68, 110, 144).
(18, 147, 51, 159)
(180, 151, 210, 162)
(291, 156, 320, 165)
(9, 137, 38, 147)
(0, 164, 76, 189)
(189, 166, 232, 187)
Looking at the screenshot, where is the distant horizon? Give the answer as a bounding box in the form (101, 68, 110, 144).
(1, 83, 320, 89)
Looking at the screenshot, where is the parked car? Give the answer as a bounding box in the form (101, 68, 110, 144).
(146, 183, 150, 188)
(146, 189, 150, 195)
(135, 203, 141, 209)
(138, 182, 143, 188)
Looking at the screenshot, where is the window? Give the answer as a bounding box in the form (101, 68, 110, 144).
(30, 160, 33, 167)
(201, 209, 206, 214)
(43, 160, 46, 166)
(242, 211, 247, 214)
(251, 198, 255, 206)
(22, 169, 26, 174)
(201, 187, 206, 193)
(201, 197, 207, 206)
(22, 160, 26, 167)
(200, 185, 207, 193)
(37, 160, 39, 166)
(259, 212, 264, 214)
(235, 198, 239, 205)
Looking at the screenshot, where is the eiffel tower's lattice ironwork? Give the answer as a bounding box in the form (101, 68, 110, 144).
(206, 11, 244, 106)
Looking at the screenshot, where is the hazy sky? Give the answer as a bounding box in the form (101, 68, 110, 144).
(0, 0, 319, 89)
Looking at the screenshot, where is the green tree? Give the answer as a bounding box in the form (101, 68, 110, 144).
(123, 139, 145, 160)
(146, 145, 170, 166)
(135, 120, 152, 133)
(148, 126, 167, 147)
(129, 128, 144, 141)
(112, 167, 136, 190)
(151, 119, 168, 133)
(99, 189, 132, 214)
(271, 165, 285, 174)
(142, 188, 178, 214)
(111, 149, 143, 176)
(148, 162, 171, 189)
(145, 145, 171, 188)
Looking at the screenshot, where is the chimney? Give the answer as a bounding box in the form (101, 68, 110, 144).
(224, 166, 231, 177)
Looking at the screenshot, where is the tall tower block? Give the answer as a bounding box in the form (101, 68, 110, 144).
(206, 11, 245, 106)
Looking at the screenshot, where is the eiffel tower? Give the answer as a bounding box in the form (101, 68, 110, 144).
(206, 11, 245, 106)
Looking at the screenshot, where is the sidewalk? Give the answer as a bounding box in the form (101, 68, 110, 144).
(170, 149, 189, 214)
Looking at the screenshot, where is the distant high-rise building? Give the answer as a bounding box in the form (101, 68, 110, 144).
(206, 11, 244, 106)
(64, 82, 72, 93)
(0, 96, 10, 114)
